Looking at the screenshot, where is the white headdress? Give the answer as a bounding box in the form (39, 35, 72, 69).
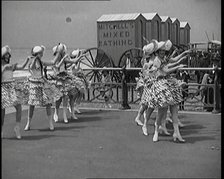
(143, 39, 158, 54)
(53, 43, 67, 54)
(32, 45, 45, 56)
(70, 49, 81, 58)
(157, 40, 172, 51)
(1, 45, 11, 57)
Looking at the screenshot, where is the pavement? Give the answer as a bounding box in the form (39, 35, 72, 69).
(1, 108, 221, 179)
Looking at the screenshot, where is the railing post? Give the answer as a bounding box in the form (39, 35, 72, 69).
(212, 67, 220, 113)
(120, 67, 131, 110)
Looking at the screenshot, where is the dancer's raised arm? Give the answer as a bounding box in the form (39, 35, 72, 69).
(15, 56, 31, 70)
(169, 49, 191, 63)
(166, 56, 188, 68)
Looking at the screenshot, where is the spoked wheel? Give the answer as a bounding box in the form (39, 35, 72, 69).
(80, 47, 115, 83)
(92, 86, 114, 101)
(118, 48, 143, 68)
(118, 48, 143, 83)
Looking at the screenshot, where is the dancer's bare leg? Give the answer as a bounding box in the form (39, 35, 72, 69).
(46, 104, 54, 130)
(1, 108, 5, 138)
(135, 104, 147, 126)
(69, 95, 78, 120)
(159, 107, 171, 135)
(54, 97, 62, 122)
(62, 96, 69, 123)
(24, 105, 35, 131)
(170, 104, 185, 142)
(14, 104, 22, 139)
(153, 107, 168, 142)
(142, 107, 154, 136)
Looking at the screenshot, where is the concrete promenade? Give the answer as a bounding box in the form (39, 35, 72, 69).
(2, 108, 221, 179)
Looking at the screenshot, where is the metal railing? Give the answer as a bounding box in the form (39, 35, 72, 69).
(81, 67, 221, 113)
(13, 67, 221, 113)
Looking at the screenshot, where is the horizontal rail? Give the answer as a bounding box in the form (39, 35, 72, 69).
(13, 67, 221, 72)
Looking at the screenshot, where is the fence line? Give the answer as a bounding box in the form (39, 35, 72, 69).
(13, 67, 221, 113)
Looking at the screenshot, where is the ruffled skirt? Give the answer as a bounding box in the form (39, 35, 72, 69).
(27, 77, 62, 106)
(2, 80, 19, 108)
(49, 72, 86, 98)
(135, 75, 154, 99)
(140, 77, 183, 108)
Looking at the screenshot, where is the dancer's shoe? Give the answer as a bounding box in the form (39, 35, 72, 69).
(74, 107, 81, 114)
(24, 123, 30, 131)
(71, 113, 78, 120)
(178, 121, 185, 128)
(159, 125, 171, 135)
(142, 125, 148, 136)
(173, 123, 185, 143)
(14, 126, 21, 139)
(135, 117, 143, 126)
(173, 133, 185, 143)
(49, 120, 55, 131)
(53, 113, 59, 123)
(153, 132, 158, 142)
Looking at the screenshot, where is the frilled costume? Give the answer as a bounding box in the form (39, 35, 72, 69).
(140, 57, 183, 108)
(27, 59, 62, 106)
(48, 62, 86, 97)
(1, 64, 29, 108)
(136, 58, 156, 99)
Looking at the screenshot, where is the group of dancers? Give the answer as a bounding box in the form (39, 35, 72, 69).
(2, 43, 90, 139)
(2, 40, 190, 143)
(135, 39, 191, 142)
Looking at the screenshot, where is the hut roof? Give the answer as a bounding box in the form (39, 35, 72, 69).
(160, 16, 170, 22)
(180, 21, 191, 29)
(170, 17, 179, 23)
(97, 13, 141, 22)
(142, 12, 160, 20)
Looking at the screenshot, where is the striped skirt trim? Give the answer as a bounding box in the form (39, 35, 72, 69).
(27, 77, 62, 106)
(1, 81, 19, 108)
(140, 78, 183, 108)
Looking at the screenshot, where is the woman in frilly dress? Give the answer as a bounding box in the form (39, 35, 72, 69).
(24, 45, 62, 131)
(2, 45, 30, 139)
(141, 40, 187, 142)
(67, 49, 91, 116)
(49, 44, 86, 123)
(134, 40, 158, 136)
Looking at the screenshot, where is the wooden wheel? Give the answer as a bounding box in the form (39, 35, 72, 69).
(118, 48, 143, 83)
(118, 48, 143, 68)
(79, 47, 115, 82)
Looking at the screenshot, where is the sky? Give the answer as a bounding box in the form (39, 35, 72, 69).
(2, 0, 221, 49)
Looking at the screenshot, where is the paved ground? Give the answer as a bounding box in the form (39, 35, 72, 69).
(1, 108, 221, 179)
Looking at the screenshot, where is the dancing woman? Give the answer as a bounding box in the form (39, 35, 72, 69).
(51, 44, 86, 123)
(134, 40, 158, 135)
(1, 45, 30, 139)
(67, 49, 89, 118)
(24, 45, 62, 131)
(141, 40, 187, 142)
(140, 41, 190, 136)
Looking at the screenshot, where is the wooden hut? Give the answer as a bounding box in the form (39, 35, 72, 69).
(180, 21, 191, 47)
(142, 13, 162, 42)
(170, 17, 180, 46)
(160, 16, 172, 41)
(97, 13, 146, 65)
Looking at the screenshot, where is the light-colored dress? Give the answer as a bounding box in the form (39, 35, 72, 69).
(1, 64, 29, 108)
(49, 61, 85, 97)
(136, 56, 156, 99)
(67, 63, 89, 103)
(140, 56, 183, 108)
(27, 57, 62, 106)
